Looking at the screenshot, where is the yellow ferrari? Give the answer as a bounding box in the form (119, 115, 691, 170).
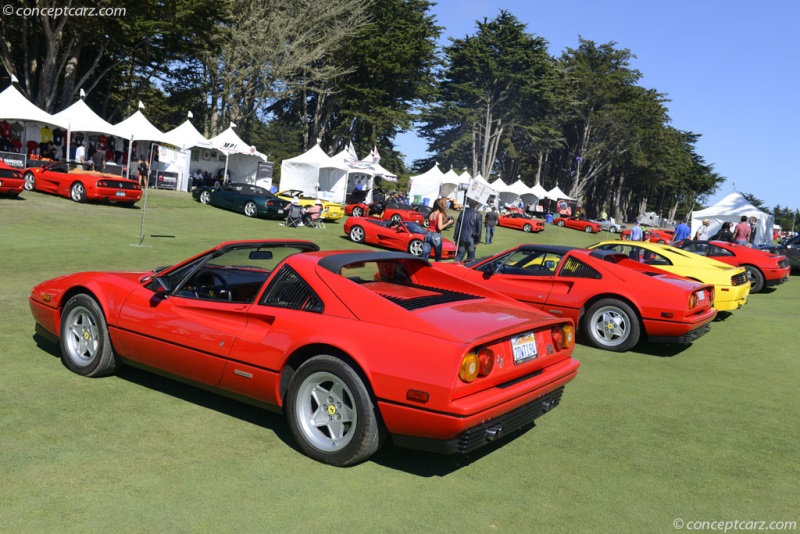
(589, 241, 751, 311)
(275, 190, 345, 221)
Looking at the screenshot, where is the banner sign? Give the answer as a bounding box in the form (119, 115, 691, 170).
(156, 171, 178, 190)
(465, 179, 494, 205)
(0, 151, 26, 169)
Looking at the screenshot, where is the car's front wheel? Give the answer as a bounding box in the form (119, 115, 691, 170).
(557, 220, 565, 227)
(70, 182, 86, 203)
(583, 298, 640, 352)
(60, 294, 120, 377)
(243, 201, 257, 217)
(585, 225, 594, 233)
(744, 265, 765, 293)
(286, 355, 384, 466)
(199, 190, 211, 205)
(23, 171, 35, 191)
(352, 206, 363, 217)
(408, 238, 424, 256)
(349, 225, 365, 243)
(523, 223, 532, 233)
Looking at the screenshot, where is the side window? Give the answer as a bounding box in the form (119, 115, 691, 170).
(260, 265, 324, 313)
(709, 245, 734, 257)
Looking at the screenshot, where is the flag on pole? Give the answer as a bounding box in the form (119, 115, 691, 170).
(187, 111, 194, 118)
(79, 88, 86, 99)
(230, 122, 237, 128)
(372, 146, 380, 164)
(138, 100, 145, 109)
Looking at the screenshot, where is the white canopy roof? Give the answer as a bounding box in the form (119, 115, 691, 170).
(408, 163, 446, 205)
(115, 110, 168, 143)
(52, 99, 122, 137)
(547, 185, 575, 201)
(357, 156, 398, 182)
(507, 180, 532, 196)
(489, 179, 515, 194)
(0, 85, 67, 128)
(208, 126, 265, 159)
(441, 168, 463, 185)
(530, 183, 549, 199)
(473, 174, 492, 187)
(163, 120, 212, 149)
(691, 191, 774, 246)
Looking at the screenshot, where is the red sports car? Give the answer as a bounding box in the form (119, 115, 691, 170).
(434, 244, 717, 352)
(674, 240, 791, 293)
(345, 201, 426, 225)
(344, 217, 456, 258)
(621, 228, 675, 243)
(0, 160, 25, 198)
(29, 240, 580, 466)
(553, 217, 602, 233)
(23, 161, 142, 205)
(498, 213, 545, 233)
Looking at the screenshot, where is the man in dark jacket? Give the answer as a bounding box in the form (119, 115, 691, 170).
(454, 199, 482, 262)
(484, 207, 499, 245)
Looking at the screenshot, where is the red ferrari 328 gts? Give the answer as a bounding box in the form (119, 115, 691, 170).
(23, 161, 142, 205)
(434, 244, 717, 352)
(29, 240, 580, 466)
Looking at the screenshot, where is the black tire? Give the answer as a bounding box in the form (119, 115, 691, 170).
(24, 171, 35, 191)
(609, 226, 618, 233)
(390, 213, 402, 225)
(349, 225, 365, 243)
(657, 239, 666, 244)
(285, 355, 384, 466)
(199, 190, 211, 205)
(243, 201, 257, 218)
(408, 239, 424, 256)
(523, 223, 532, 233)
(70, 182, 86, 203)
(352, 206, 363, 217)
(59, 294, 120, 377)
(557, 220, 565, 227)
(744, 265, 765, 293)
(583, 298, 640, 352)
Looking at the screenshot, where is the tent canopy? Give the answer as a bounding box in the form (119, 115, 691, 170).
(280, 144, 345, 200)
(547, 185, 575, 201)
(691, 191, 774, 246)
(52, 99, 122, 137)
(408, 163, 445, 206)
(0, 85, 67, 128)
(163, 120, 212, 150)
(115, 110, 168, 143)
(208, 126, 265, 159)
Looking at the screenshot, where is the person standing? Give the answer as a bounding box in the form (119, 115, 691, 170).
(137, 156, 149, 188)
(711, 221, 734, 242)
(694, 219, 711, 240)
(732, 216, 751, 246)
(454, 199, 482, 263)
(748, 216, 758, 247)
(74, 141, 88, 170)
(91, 147, 105, 172)
(484, 207, 499, 245)
(672, 219, 691, 243)
(629, 220, 643, 241)
(422, 198, 453, 262)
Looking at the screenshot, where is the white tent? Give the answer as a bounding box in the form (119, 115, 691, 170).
(473, 173, 492, 187)
(408, 163, 445, 207)
(0, 85, 67, 128)
(208, 126, 268, 187)
(280, 144, 347, 202)
(163, 120, 211, 150)
(691, 191, 774, 246)
(440, 168, 470, 207)
(530, 183, 549, 200)
(547, 185, 575, 201)
(360, 156, 397, 182)
(115, 110, 168, 144)
(491, 179, 524, 209)
(53, 99, 123, 138)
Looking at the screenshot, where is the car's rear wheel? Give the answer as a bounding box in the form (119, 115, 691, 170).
(585, 225, 594, 233)
(243, 201, 257, 217)
(199, 190, 211, 205)
(557, 220, 565, 227)
(60, 294, 120, 377)
(583, 298, 640, 352)
(390, 213, 402, 225)
(408, 239, 424, 256)
(352, 206, 363, 217)
(70, 182, 86, 203)
(23, 171, 35, 191)
(349, 225, 365, 243)
(523, 223, 532, 233)
(286, 355, 384, 466)
(609, 226, 618, 233)
(744, 265, 765, 293)
(657, 239, 666, 244)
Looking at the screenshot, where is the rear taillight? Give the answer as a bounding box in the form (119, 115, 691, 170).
(551, 324, 575, 351)
(458, 346, 495, 383)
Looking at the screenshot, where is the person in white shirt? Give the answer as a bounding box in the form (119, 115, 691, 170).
(74, 141, 89, 169)
(694, 219, 711, 240)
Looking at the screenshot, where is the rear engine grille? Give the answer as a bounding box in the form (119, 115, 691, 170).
(380, 285, 480, 311)
(731, 272, 748, 286)
(456, 387, 564, 454)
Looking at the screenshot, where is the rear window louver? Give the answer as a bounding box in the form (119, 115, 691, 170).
(378, 285, 480, 311)
(260, 266, 324, 313)
(558, 257, 601, 279)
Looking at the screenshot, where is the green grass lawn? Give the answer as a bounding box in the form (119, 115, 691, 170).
(2, 189, 798, 531)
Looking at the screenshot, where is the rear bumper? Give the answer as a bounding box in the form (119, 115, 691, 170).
(648, 323, 711, 344)
(714, 285, 750, 311)
(764, 269, 790, 286)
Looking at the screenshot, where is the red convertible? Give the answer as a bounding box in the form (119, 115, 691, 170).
(498, 213, 545, 233)
(621, 228, 674, 243)
(674, 240, 790, 293)
(23, 161, 142, 205)
(434, 244, 717, 352)
(0, 160, 25, 198)
(344, 217, 456, 258)
(29, 240, 580, 466)
(345, 201, 426, 225)
(553, 217, 602, 233)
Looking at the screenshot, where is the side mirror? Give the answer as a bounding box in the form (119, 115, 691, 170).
(153, 277, 170, 298)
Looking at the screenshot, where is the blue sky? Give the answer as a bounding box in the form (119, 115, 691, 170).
(394, 0, 800, 211)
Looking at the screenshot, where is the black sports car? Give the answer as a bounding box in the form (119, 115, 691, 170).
(192, 183, 285, 219)
(761, 235, 800, 269)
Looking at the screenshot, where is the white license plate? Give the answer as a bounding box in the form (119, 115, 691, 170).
(278, 209, 284, 214)
(115, 191, 125, 197)
(511, 332, 538, 364)
(697, 290, 705, 301)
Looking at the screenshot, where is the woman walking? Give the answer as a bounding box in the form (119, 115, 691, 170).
(422, 198, 453, 262)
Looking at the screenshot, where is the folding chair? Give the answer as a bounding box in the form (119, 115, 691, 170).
(308, 215, 325, 229)
(285, 204, 305, 228)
